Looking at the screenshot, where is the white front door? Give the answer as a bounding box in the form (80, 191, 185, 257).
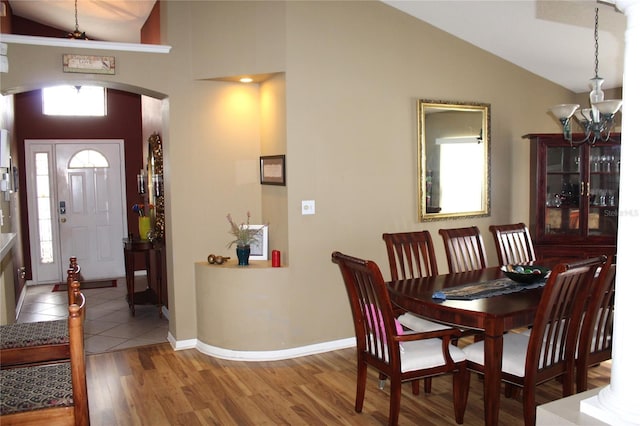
(26, 140, 127, 283)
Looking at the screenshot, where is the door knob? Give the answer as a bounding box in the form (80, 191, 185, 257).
(60, 218, 67, 223)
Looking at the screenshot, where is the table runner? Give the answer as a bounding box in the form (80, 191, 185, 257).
(432, 277, 546, 300)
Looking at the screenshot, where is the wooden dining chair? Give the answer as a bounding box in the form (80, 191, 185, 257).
(332, 251, 469, 425)
(1, 263, 82, 369)
(382, 231, 451, 333)
(1, 284, 89, 425)
(576, 258, 615, 393)
(382, 231, 439, 281)
(489, 223, 536, 265)
(462, 256, 607, 426)
(438, 226, 488, 273)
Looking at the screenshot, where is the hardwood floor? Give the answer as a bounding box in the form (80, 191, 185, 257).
(86, 341, 611, 425)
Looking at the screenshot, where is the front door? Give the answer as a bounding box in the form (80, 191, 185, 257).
(26, 140, 127, 283)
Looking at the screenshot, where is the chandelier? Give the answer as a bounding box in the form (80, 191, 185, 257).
(67, 0, 88, 40)
(549, 8, 622, 146)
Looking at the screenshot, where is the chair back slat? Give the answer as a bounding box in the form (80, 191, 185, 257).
(489, 223, 536, 265)
(382, 231, 438, 280)
(586, 261, 615, 353)
(576, 259, 615, 392)
(439, 227, 487, 273)
(332, 252, 399, 365)
(526, 256, 606, 392)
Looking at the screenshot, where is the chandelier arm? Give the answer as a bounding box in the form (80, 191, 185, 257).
(600, 118, 615, 142)
(561, 117, 592, 146)
(570, 133, 592, 146)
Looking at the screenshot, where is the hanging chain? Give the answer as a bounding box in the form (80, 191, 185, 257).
(74, 0, 80, 31)
(594, 7, 599, 78)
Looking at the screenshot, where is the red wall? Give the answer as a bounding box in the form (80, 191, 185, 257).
(0, 1, 12, 34)
(14, 88, 144, 281)
(141, 1, 161, 45)
(10, 14, 70, 38)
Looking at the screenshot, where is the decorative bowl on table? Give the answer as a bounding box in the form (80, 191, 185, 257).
(500, 264, 550, 284)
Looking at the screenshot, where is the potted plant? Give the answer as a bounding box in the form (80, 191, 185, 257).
(226, 212, 265, 266)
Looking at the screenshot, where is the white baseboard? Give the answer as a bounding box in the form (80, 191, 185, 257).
(167, 332, 197, 350)
(167, 333, 356, 362)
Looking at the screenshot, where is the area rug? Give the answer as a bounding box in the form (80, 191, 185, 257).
(52, 279, 117, 292)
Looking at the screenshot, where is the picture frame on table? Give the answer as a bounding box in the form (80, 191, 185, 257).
(246, 225, 268, 260)
(260, 155, 286, 186)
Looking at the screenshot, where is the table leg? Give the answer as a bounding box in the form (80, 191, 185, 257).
(483, 322, 504, 425)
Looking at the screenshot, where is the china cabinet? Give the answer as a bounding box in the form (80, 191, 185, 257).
(524, 133, 619, 259)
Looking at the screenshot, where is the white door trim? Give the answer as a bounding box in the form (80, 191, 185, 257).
(25, 139, 127, 284)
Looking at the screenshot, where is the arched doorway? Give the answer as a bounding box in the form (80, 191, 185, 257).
(8, 82, 166, 290)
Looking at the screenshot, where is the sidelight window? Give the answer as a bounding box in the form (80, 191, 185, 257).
(34, 152, 53, 264)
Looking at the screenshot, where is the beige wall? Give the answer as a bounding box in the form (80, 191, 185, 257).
(1, 1, 580, 350)
(0, 251, 16, 324)
(259, 73, 289, 262)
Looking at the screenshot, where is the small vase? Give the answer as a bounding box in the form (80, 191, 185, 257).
(236, 245, 251, 266)
(138, 216, 152, 240)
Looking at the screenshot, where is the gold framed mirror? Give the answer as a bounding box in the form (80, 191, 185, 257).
(147, 133, 164, 240)
(418, 100, 490, 221)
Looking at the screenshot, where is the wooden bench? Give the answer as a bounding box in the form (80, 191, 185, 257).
(0, 281, 89, 425)
(1, 260, 81, 369)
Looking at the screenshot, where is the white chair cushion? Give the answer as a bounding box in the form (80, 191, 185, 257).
(463, 328, 571, 377)
(462, 332, 530, 377)
(400, 339, 466, 373)
(397, 313, 453, 332)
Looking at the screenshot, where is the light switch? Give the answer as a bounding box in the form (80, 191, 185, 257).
(302, 200, 315, 215)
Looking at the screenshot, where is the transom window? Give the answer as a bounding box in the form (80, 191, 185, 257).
(42, 85, 106, 116)
(69, 149, 109, 168)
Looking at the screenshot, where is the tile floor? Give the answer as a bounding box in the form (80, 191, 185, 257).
(17, 276, 169, 355)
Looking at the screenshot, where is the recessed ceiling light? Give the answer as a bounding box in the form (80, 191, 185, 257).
(239, 77, 253, 83)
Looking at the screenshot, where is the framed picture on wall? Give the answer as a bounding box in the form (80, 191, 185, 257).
(246, 225, 268, 260)
(260, 155, 286, 186)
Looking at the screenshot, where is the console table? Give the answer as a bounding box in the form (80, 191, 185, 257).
(123, 238, 165, 317)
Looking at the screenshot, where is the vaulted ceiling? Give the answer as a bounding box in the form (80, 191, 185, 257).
(7, 0, 626, 93)
(8, 0, 156, 43)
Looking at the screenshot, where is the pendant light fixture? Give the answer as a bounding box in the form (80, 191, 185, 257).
(549, 8, 622, 146)
(67, 0, 88, 40)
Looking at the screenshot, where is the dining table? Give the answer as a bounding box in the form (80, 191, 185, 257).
(387, 266, 548, 426)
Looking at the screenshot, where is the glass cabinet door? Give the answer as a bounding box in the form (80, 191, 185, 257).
(544, 146, 582, 236)
(587, 145, 620, 238)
